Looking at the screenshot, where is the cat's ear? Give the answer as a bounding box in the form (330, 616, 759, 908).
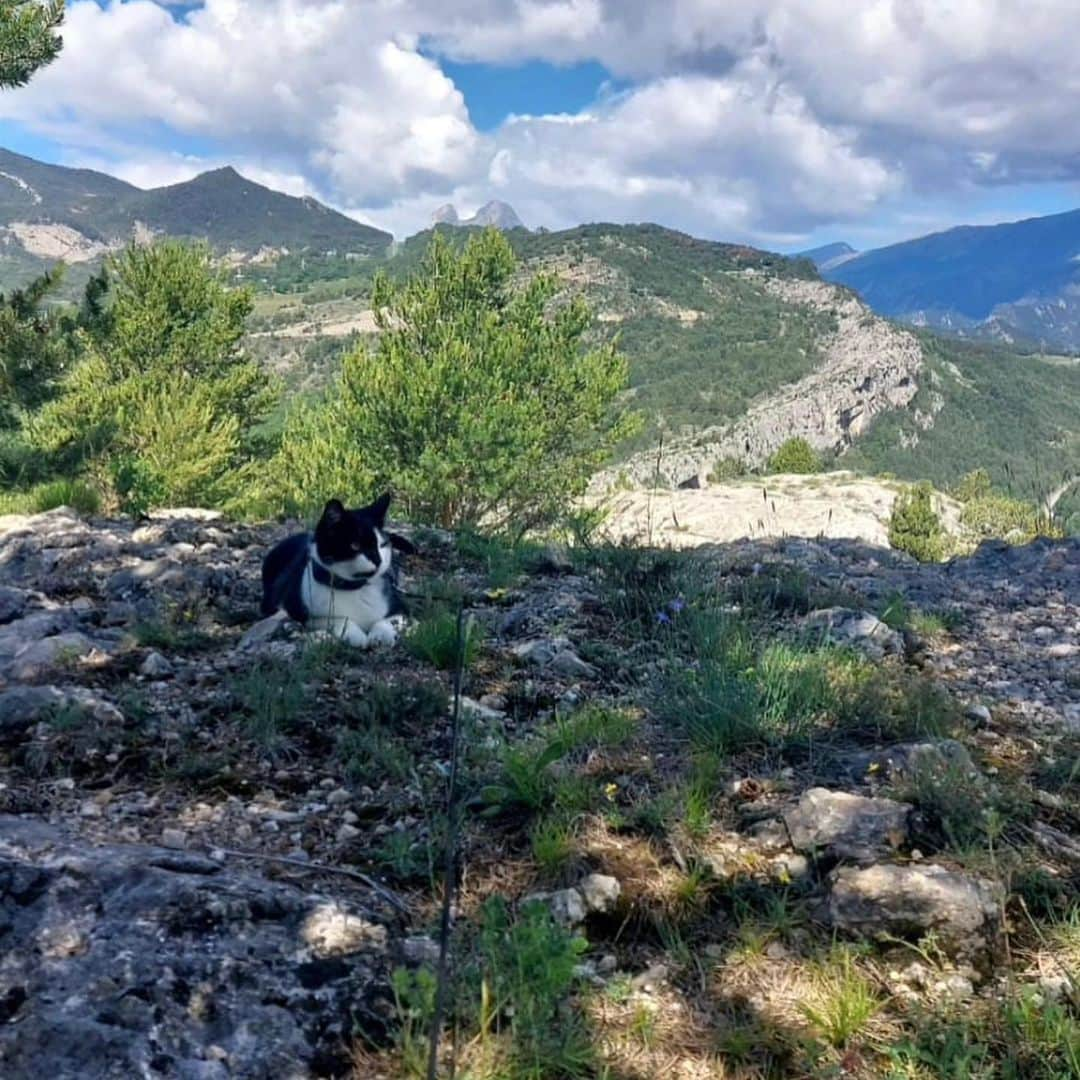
(387, 532, 416, 556)
(368, 492, 392, 526)
(320, 498, 346, 526)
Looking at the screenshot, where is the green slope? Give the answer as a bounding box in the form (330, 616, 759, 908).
(842, 334, 1080, 508)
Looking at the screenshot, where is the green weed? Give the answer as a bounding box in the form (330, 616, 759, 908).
(405, 609, 481, 670)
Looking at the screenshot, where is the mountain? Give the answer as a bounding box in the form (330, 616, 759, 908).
(795, 241, 858, 271)
(245, 219, 1080, 511)
(0, 149, 392, 291)
(825, 208, 1080, 350)
(429, 199, 525, 230)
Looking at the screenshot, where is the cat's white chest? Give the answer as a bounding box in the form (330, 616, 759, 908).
(301, 564, 390, 631)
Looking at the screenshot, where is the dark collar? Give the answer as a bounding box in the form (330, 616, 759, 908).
(311, 559, 376, 591)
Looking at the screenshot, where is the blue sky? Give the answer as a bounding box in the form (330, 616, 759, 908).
(3, 0, 1080, 250)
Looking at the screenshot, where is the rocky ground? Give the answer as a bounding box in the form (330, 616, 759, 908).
(0, 507, 1077, 1079)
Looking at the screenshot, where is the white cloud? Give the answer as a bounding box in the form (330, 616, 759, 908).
(2, 0, 1080, 243)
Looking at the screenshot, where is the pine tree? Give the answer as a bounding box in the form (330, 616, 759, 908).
(269, 228, 640, 530)
(0, 0, 64, 89)
(32, 241, 277, 512)
(0, 265, 69, 427)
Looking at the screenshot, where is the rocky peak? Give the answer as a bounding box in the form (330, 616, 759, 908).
(429, 199, 525, 231)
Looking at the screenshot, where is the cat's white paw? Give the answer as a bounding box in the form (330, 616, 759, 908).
(342, 621, 370, 648)
(367, 620, 399, 648)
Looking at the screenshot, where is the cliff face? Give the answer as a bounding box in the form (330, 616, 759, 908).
(609, 278, 924, 488)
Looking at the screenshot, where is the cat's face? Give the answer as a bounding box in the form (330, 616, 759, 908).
(313, 494, 394, 580)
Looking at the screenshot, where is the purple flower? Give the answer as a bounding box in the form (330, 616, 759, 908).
(669, 597, 686, 613)
(655, 611, 672, 625)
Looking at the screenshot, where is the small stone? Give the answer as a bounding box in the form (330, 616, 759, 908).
(327, 788, 351, 806)
(579, 873, 621, 914)
(827, 863, 1002, 959)
(783, 787, 911, 864)
(460, 696, 506, 722)
(336, 823, 361, 843)
(1048, 643, 1078, 659)
(160, 828, 187, 849)
(342, 810, 359, 825)
(403, 936, 442, 966)
(596, 954, 618, 975)
(549, 649, 597, 680)
(524, 887, 586, 926)
(79, 799, 103, 818)
(139, 651, 174, 678)
(631, 963, 669, 991)
(1038, 973, 1072, 1002)
(772, 853, 810, 880)
(302, 901, 387, 956)
(965, 704, 992, 726)
(238, 613, 288, 649)
(936, 974, 974, 1001)
(534, 543, 573, 575)
(1064, 703, 1080, 732)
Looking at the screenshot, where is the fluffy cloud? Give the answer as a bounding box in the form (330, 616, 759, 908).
(0, 0, 480, 205)
(3, 0, 1079, 241)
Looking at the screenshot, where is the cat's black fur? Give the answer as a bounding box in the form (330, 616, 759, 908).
(260, 495, 415, 643)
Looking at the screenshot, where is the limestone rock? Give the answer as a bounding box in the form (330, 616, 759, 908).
(9, 632, 97, 681)
(512, 637, 597, 680)
(827, 863, 1002, 958)
(139, 651, 174, 679)
(783, 788, 911, 863)
(0, 816, 390, 1078)
(840, 740, 975, 784)
(804, 608, 904, 659)
(579, 873, 621, 914)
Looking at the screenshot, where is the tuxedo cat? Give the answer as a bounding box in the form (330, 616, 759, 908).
(260, 494, 414, 648)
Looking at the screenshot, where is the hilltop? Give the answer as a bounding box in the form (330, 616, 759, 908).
(243, 222, 1080, 520)
(0, 148, 390, 291)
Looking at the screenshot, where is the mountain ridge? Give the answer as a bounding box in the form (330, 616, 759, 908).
(0, 148, 391, 288)
(826, 207, 1080, 350)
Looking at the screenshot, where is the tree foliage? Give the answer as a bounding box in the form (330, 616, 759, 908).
(0, 265, 70, 426)
(888, 482, 946, 562)
(268, 228, 639, 530)
(0, 0, 63, 89)
(32, 240, 276, 511)
(766, 437, 823, 475)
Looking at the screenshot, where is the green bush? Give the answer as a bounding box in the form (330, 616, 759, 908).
(30, 241, 276, 514)
(708, 455, 747, 482)
(30, 478, 101, 516)
(960, 492, 1047, 544)
(888, 482, 946, 562)
(766, 437, 822, 475)
(475, 896, 591, 1076)
(952, 467, 993, 503)
(268, 229, 639, 531)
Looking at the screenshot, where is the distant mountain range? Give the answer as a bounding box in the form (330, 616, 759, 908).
(0, 148, 391, 288)
(431, 200, 525, 231)
(823, 209, 1080, 351)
